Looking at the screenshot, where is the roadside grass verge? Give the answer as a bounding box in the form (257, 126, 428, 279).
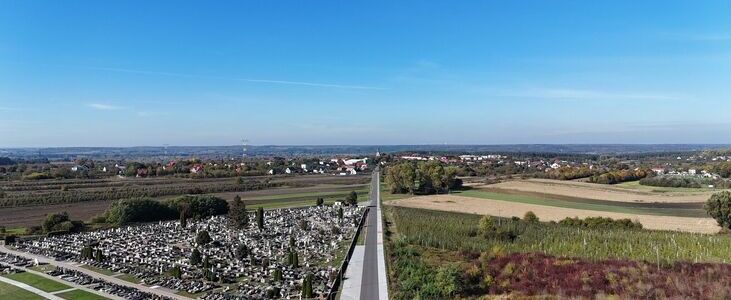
(388, 206, 731, 264)
(3, 271, 71, 292)
(0, 280, 44, 300)
(57, 289, 110, 300)
(453, 189, 707, 218)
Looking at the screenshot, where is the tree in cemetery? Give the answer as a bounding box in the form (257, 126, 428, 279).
(190, 248, 202, 265)
(292, 250, 299, 268)
(289, 236, 296, 248)
(80, 245, 94, 259)
(179, 203, 189, 229)
(301, 273, 313, 298)
(236, 244, 249, 260)
(256, 207, 265, 229)
(249, 251, 258, 266)
(170, 265, 182, 279)
(196, 230, 212, 245)
(315, 197, 324, 206)
(272, 267, 283, 282)
(266, 287, 281, 299)
(3, 235, 16, 245)
(338, 206, 343, 220)
(706, 191, 731, 229)
(203, 256, 211, 269)
(346, 191, 358, 205)
(236, 176, 244, 185)
(94, 249, 104, 262)
(229, 194, 249, 229)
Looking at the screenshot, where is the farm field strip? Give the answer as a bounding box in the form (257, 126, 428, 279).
(455, 189, 707, 218)
(488, 179, 722, 203)
(385, 206, 731, 263)
(387, 194, 720, 233)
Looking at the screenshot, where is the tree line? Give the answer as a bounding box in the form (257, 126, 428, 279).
(102, 195, 229, 225)
(385, 161, 462, 194)
(588, 168, 651, 184)
(0, 179, 277, 207)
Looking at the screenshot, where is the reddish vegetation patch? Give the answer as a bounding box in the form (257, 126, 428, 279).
(476, 252, 731, 299)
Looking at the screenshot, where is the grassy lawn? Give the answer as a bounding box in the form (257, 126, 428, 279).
(57, 289, 111, 300)
(0, 280, 44, 300)
(453, 189, 707, 217)
(1, 227, 27, 235)
(380, 184, 411, 202)
(3, 271, 71, 292)
(29, 264, 57, 273)
(116, 274, 141, 284)
(80, 264, 116, 276)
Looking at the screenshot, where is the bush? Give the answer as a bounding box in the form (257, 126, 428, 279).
(104, 198, 177, 225)
(706, 191, 731, 229)
(523, 211, 539, 223)
(558, 216, 642, 230)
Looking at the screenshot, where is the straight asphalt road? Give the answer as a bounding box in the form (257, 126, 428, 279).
(359, 169, 388, 300)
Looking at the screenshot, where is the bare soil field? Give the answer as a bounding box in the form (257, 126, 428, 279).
(0, 178, 368, 228)
(485, 179, 719, 203)
(387, 194, 720, 233)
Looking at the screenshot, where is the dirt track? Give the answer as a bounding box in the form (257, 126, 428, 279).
(387, 194, 720, 234)
(486, 179, 718, 203)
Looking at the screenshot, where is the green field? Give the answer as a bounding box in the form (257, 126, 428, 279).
(57, 289, 110, 300)
(0, 281, 44, 300)
(386, 206, 731, 264)
(3, 272, 71, 292)
(615, 180, 725, 193)
(453, 189, 707, 217)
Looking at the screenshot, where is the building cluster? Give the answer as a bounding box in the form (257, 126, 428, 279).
(14, 205, 363, 299)
(268, 157, 369, 176)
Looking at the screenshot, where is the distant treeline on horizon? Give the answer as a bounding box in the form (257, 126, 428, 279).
(2, 144, 731, 160)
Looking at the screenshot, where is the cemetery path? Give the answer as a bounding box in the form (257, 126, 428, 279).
(0, 245, 187, 300)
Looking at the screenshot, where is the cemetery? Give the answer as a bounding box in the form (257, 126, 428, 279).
(11, 205, 363, 299)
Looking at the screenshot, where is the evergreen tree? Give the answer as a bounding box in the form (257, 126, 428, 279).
(346, 191, 358, 205)
(236, 244, 248, 260)
(94, 249, 104, 262)
(196, 230, 212, 245)
(289, 236, 295, 248)
(179, 205, 188, 229)
(292, 251, 299, 268)
(190, 248, 202, 265)
(229, 195, 249, 229)
(301, 273, 313, 298)
(170, 265, 182, 279)
(273, 267, 283, 281)
(338, 206, 343, 220)
(256, 207, 264, 229)
(315, 197, 324, 206)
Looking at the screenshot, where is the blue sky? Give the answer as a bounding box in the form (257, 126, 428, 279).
(1, 1, 730, 147)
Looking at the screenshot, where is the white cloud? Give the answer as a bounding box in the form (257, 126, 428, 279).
(496, 88, 684, 101)
(88, 103, 123, 110)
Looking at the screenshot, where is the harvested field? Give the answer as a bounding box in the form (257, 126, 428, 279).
(387, 194, 720, 233)
(486, 179, 722, 203)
